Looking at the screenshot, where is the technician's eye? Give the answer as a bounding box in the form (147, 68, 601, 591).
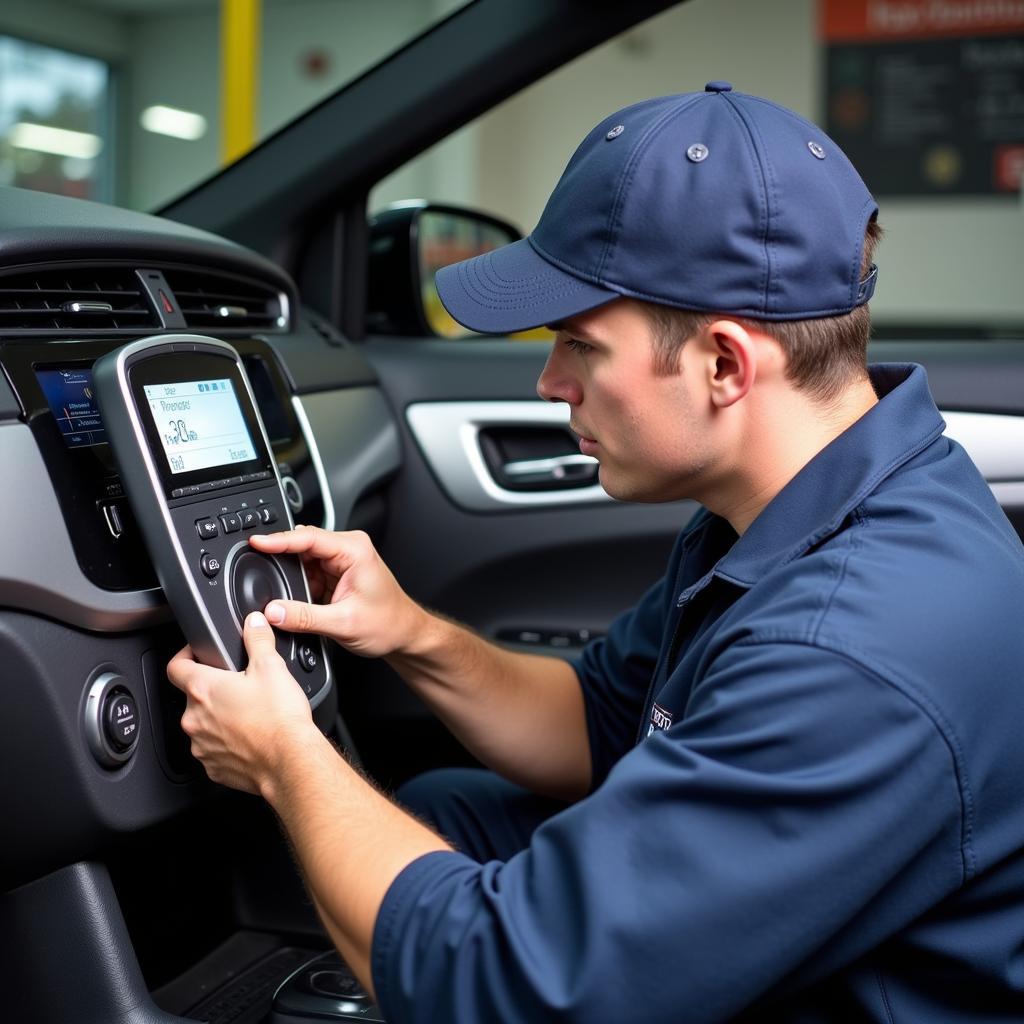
(564, 338, 592, 354)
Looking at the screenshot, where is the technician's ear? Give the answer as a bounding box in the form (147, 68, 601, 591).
(702, 319, 756, 409)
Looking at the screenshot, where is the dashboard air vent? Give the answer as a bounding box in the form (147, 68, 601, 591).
(163, 268, 287, 331)
(0, 266, 158, 332)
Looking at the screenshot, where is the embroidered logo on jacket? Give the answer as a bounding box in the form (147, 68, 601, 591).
(647, 701, 674, 737)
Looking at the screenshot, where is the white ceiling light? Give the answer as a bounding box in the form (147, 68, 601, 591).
(140, 105, 207, 141)
(9, 123, 102, 160)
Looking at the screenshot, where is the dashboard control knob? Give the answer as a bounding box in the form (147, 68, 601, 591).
(84, 671, 141, 767)
(229, 551, 294, 662)
(230, 551, 288, 619)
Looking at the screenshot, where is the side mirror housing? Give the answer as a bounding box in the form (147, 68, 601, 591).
(367, 202, 521, 337)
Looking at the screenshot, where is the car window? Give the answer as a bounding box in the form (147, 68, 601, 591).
(371, 0, 1024, 338)
(0, 0, 470, 211)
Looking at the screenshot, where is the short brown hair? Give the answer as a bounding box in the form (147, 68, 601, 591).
(642, 219, 883, 403)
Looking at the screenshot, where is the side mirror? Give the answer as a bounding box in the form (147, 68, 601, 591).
(367, 202, 521, 338)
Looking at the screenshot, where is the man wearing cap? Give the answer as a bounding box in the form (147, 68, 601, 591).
(169, 83, 1024, 1021)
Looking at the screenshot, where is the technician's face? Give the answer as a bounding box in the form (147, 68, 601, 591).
(537, 299, 710, 503)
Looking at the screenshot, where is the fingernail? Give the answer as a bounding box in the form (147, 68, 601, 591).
(248, 611, 268, 629)
(265, 603, 285, 624)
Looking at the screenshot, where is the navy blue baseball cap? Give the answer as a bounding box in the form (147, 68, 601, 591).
(435, 82, 879, 333)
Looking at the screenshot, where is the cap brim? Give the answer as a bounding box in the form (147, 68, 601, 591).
(434, 236, 618, 334)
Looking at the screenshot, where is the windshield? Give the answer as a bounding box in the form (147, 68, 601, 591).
(0, 0, 469, 212)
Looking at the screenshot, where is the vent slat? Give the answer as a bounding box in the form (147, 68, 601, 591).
(0, 265, 158, 334)
(162, 268, 284, 331)
(0, 263, 286, 335)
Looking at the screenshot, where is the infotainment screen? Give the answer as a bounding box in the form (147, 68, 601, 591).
(36, 367, 108, 448)
(142, 378, 257, 475)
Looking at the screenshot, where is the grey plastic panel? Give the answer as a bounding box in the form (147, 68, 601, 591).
(295, 387, 401, 527)
(0, 185, 295, 306)
(0, 862, 189, 1024)
(0, 364, 21, 419)
(0, 421, 166, 630)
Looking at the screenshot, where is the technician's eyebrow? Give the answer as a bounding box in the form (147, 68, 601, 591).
(548, 319, 598, 339)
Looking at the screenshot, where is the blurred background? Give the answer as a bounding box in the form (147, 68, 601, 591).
(0, 0, 1021, 332)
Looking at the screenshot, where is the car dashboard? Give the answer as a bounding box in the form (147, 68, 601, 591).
(0, 187, 407, 1023)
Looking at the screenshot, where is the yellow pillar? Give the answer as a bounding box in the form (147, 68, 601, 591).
(220, 0, 260, 165)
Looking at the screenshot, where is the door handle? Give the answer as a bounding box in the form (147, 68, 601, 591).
(501, 453, 598, 487)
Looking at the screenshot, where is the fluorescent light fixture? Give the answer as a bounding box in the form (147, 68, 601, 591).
(9, 122, 102, 160)
(140, 105, 207, 140)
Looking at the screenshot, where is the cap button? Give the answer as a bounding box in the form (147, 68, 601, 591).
(705, 81, 733, 93)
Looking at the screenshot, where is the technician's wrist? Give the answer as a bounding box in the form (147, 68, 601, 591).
(257, 717, 327, 808)
(390, 602, 448, 662)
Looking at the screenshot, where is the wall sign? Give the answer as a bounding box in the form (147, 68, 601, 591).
(822, 0, 1024, 195)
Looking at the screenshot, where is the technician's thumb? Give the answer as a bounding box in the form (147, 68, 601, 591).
(243, 611, 280, 661)
(263, 599, 324, 635)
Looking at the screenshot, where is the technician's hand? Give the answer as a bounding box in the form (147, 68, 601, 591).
(167, 611, 316, 796)
(248, 526, 427, 658)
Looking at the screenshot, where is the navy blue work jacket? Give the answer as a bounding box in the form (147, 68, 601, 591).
(373, 364, 1024, 1022)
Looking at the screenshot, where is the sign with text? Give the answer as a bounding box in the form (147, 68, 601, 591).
(821, 0, 1024, 195)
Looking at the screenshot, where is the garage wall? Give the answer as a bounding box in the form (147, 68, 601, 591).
(0, 0, 128, 61)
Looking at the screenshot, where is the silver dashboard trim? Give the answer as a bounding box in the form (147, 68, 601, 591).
(406, 401, 611, 511)
(942, 411, 1024, 482)
(0, 420, 167, 629)
(292, 395, 336, 531)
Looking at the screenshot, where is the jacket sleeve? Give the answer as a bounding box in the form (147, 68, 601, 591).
(372, 639, 967, 1023)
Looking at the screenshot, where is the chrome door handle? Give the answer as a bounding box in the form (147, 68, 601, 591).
(501, 453, 599, 485)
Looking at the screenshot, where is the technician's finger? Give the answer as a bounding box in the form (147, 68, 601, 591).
(250, 526, 367, 572)
(166, 644, 199, 691)
(242, 610, 286, 666)
(264, 599, 333, 635)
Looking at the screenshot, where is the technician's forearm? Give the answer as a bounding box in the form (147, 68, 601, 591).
(385, 610, 591, 801)
(262, 730, 451, 1002)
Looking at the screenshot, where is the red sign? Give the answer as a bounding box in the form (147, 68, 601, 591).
(821, 0, 1024, 41)
(994, 144, 1024, 190)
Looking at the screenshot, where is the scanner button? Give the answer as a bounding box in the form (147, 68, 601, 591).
(240, 509, 260, 530)
(258, 506, 278, 525)
(298, 643, 318, 673)
(220, 512, 242, 533)
(196, 517, 219, 540)
(200, 552, 223, 579)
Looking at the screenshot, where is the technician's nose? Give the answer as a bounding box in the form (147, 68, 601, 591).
(537, 345, 581, 405)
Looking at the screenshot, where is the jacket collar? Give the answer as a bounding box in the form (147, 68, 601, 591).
(681, 364, 945, 600)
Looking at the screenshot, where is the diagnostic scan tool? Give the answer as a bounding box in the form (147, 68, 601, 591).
(94, 336, 330, 703)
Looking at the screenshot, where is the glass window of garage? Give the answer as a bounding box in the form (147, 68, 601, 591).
(0, 0, 470, 212)
(0, 36, 110, 203)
